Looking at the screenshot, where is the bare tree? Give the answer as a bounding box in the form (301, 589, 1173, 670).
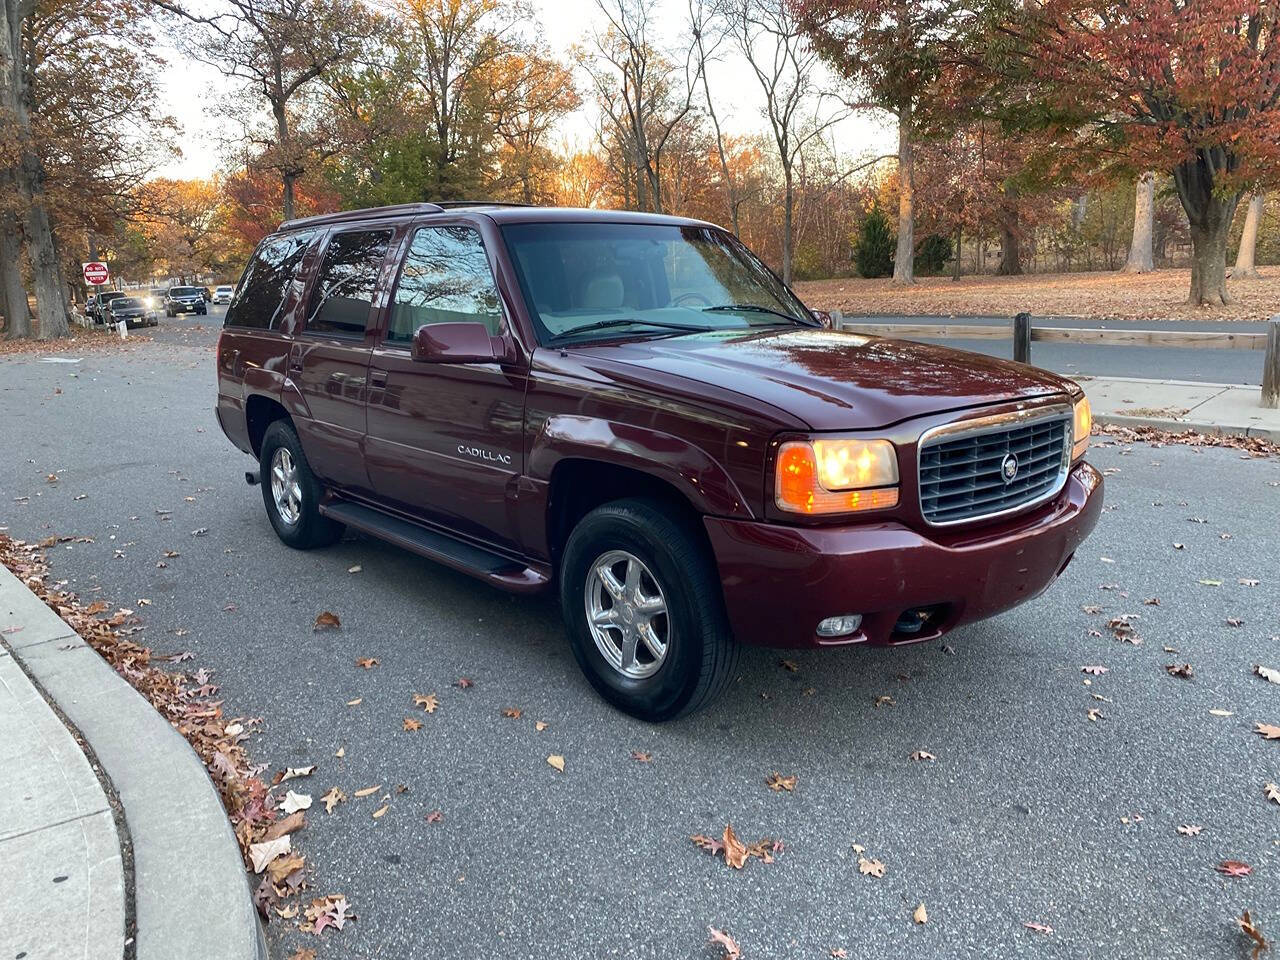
(1, 0, 73, 338)
(1122, 172, 1155, 273)
(580, 0, 700, 213)
(1232, 193, 1264, 278)
(157, 0, 368, 220)
(720, 0, 848, 285)
(689, 0, 741, 235)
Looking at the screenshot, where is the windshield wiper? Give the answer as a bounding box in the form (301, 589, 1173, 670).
(547, 318, 706, 343)
(703, 303, 818, 327)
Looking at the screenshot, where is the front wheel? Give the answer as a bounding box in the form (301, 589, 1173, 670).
(258, 420, 344, 549)
(560, 498, 739, 722)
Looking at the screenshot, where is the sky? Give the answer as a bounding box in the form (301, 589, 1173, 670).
(154, 0, 896, 183)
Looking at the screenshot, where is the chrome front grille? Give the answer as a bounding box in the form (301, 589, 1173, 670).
(918, 408, 1071, 525)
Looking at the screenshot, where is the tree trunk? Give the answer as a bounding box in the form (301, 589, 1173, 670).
(952, 225, 961, 281)
(998, 185, 1022, 275)
(1, 207, 32, 339)
(282, 171, 297, 221)
(892, 106, 915, 285)
(1123, 172, 1155, 273)
(1233, 193, 1264, 278)
(781, 164, 794, 286)
(1187, 216, 1233, 306)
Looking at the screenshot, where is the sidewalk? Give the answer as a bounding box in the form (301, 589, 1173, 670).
(1078, 375, 1280, 441)
(0, 641, 125, 960)
(0, 563, 264, 960)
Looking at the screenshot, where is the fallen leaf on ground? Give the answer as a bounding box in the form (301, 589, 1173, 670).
(1177, 824, 1202, 836)
(305, 894, 353, 935)
(1087, 708, 1106, 722)
(402, 717, 422, 732)
(412, 693, 439, 713)
(858, 856, 886, 878)
(280, 790, 312, 814)
(334, 746, 345, 758)
(1239, 578, 1260, 587)
(631, 750, 653, 762)
(1217, 860, 1253, 877)
(534, 720, 548, 731)
(285, 949, 316, 960)
(765, 772, 797, 792)
(779, 659, 798, 672)
(913, 903, 928, 924)
(313, 611, 341, 630)
(347, 565, 362, 574)
(874, 695, 894, 707)
(1255, 665, 1280, 685)
(372, 805, 389, 819)
(723, 824, 748, 869)
(1227, 618, 1244, 628)
(353, 784, 381, 798)
(1237, 910, 1270, 960)
(546, 754, 565, 772)
(692, 825, 779, 870)
(1024, 922, 1054, 935)
(1081, 665, 1108, 675)
(454, 677, 474, 688)
(831, 950, 849, 959)
(502, 707, 522, 718)
(1256, 724, 1280, 740)
(1199, 579, 1222, 586)
(707, 927, 741, 959)
(1165, 662, 1194, 679)
(355, 657, 378, 669)
(1266, 783, 1280, 806)
(1209, 709, 1234, 717)
(278, 765, 316, 783)
(266, 853, 305, 884)
(248, 835, 291, 873)
(321, 787, 345, 813)
(426, 810, 443, 823)
(910, 750, 936, 762)
(345, 698, 362, 706)
(264, 811, 306, 841)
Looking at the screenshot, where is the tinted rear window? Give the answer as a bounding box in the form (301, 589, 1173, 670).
(225, 231, 315, 330)
(114, 298, 141, 308)
(304, 229, 392, 337)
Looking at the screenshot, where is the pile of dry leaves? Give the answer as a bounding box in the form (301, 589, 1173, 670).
(0, 533, 343, 941)
(0, 326, 152, 358)
(1092, 423, 1280, 458)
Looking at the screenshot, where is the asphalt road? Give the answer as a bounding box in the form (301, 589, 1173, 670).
(845, 315, 1273, 385)
(2, 310, 1279, 959)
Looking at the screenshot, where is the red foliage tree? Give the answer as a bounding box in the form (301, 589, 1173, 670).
(1025, 0, 1280, 305)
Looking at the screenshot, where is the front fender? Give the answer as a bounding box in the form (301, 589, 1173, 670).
(528, 414, 755, 520)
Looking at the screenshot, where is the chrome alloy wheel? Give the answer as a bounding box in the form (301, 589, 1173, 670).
(585, 549, 670, 679)
(269, 447, 303, 526)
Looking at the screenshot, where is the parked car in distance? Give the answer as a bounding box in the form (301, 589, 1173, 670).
(213, 284, 235, 304)
(165, 286, 208, 316)
(143, 288, 167, 310)
(215, 202, 1103, 722)
(199, 286, 213, 301)
(102, 296, 157, 328)
(87, 290, 127, 323)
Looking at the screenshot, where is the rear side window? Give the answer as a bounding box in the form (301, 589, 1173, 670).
(225, 231, 314, 330)
(388, 226, 503, 343)
(305, 229, 393, 337)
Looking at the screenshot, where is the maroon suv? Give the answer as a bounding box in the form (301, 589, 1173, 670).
(215, 202, 1102, 721)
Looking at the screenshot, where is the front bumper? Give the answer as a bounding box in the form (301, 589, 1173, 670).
(171, 301, 205, 313)
(705, 461, 1103, 649)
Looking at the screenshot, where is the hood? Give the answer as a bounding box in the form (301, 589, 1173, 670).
(578, 328, 1074, 431)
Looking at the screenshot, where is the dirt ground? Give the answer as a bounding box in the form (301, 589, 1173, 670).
(794, 267, 1280, 322)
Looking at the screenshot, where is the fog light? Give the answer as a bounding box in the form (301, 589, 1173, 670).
(816, 614, 863, 638)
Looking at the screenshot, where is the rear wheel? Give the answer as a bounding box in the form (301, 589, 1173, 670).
(560, 498, 739, 722)
(259, 420, 343, 549)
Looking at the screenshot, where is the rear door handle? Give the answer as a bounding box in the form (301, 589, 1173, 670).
(369, 370, 387, 387)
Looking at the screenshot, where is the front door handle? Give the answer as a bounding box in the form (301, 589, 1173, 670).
(369, 370, 387, 388)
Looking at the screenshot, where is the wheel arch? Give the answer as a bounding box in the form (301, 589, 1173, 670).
(244, 394, 291, 459)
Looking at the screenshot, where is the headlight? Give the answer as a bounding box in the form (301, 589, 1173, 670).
(1072, 395, 1091, 461)
(776, 438, 899, 515)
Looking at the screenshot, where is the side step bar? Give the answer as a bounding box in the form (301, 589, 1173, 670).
(319, 500, 549, 594)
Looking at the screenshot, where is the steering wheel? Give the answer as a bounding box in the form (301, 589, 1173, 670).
(671, 291, 712, 308)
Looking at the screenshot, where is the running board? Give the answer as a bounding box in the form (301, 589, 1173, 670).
(320, 500, 549, 593)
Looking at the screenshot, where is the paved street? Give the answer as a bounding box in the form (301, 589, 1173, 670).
(846, 315, 1274, 385)
(2, 312, 1278, 959)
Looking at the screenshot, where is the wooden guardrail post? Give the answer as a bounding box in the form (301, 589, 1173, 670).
(1263, 316, 1280, 409)
(1013, 312, 1032, 364)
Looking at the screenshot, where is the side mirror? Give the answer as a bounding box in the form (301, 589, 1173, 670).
(411, 322, 508, 364)
(810, 309, 835, 330)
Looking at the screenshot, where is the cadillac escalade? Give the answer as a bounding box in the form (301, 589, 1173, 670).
(215, 202, 1102, 721)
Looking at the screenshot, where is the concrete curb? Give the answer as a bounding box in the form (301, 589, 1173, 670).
(1093, 412, 1278, 442)
(0, 564, 266, 960)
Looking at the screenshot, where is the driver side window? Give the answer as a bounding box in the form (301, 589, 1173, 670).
(388, 226, 504, 343)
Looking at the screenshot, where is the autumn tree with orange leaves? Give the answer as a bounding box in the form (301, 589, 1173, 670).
(1018, 0, 1280, 306)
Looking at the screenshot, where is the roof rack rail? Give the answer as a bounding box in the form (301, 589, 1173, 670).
(433, 201, 535, 209)
(278, 202, 446, 231)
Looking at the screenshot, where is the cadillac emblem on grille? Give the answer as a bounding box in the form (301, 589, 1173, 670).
(1001, 452, 1019, 483)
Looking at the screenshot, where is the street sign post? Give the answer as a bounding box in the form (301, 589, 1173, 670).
(82, 261, 109, 286)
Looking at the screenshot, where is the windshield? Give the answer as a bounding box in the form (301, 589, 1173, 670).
(500, 222, 813, 345)
(102, 292, 125, 301)
(114, 298, 141, 308)
(171, 287, 200, 297)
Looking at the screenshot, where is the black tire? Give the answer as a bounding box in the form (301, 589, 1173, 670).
(559, 498, 740, 722)
(258, 420, 344, 549)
